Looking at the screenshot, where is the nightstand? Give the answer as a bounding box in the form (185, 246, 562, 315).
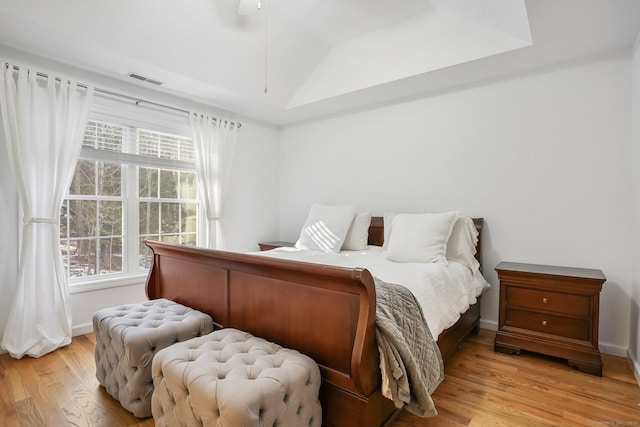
(258, 241, 295, 251)
(494, 262, 606, 376)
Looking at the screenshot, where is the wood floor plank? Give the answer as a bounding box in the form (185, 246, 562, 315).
(0, 329, 638, 426)
(395, 329, 640, 427)
(4, 367, 27, 404)
(0, 389, 19, 427)
(13, 398, 45, 427)
(448, 355, 635, 421)
(22, 360, 68, 425)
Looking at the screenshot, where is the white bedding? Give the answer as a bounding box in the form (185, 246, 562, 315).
(253, 246, 490, 338)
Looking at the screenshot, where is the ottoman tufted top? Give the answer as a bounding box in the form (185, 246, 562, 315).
(160, 328, 313, 381)
(152, 328, 322, 426)
(101, 298, 202, 328)
(96, 299, 211, 343)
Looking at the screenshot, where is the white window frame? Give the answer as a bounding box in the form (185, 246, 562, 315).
(67, 96, 204, 293)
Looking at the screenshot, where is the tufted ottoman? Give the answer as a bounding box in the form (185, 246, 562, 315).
(93, 298, 214, 417)
(152, 328, 322, 427)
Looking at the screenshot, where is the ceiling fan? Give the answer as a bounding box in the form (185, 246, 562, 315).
(237, 0, 262, 15)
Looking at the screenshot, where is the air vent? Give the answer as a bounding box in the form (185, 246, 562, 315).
(127, 72, 163, 86)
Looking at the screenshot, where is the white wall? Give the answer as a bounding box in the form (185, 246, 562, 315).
(279, 54, 632, 354)
(0, 46, 281, 340)
(630, 34, 640, 379)
(224, 122, 281, 252)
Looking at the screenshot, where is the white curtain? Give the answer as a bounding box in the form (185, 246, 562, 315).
(0, 62, 93, 358)
(190, 114, 238, 249)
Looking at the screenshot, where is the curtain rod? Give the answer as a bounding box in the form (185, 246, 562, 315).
(5, 64, 242, 129)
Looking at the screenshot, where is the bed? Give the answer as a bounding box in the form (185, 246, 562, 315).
(144, 214, 487, 427)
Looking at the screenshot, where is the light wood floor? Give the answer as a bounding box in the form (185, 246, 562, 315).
(1, 329, 638, 426)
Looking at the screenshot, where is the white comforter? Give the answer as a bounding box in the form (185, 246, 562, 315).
(253, 246, 490, 338)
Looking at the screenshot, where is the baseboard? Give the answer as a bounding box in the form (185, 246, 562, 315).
(479, 319, 498, 331)
(598, 341, 628, 357)
(72, 322, 93, 337)
(628, 349, 640, 387)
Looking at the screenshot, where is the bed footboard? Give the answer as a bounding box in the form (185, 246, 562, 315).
(145, 240, 390, 425)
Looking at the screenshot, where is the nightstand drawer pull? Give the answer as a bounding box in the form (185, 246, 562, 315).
(542, 320, 547, 326)
(542, 297, 548, 304)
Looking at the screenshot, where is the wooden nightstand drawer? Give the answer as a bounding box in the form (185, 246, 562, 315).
(505, 308, 590, 341)
(505, 286, 590, 317)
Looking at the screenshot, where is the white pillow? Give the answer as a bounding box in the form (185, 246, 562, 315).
(384, 212, 459, 263)
(295, 204, 356, 253)
(382, 212, 397, 250)
(446, 216, 479, 271)
(342, 212, 372, 250)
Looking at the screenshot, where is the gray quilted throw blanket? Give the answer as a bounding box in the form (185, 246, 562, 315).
(374, 277, 444, 417)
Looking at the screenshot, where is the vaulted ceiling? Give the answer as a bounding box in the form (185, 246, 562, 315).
(1, 0, 639, 125)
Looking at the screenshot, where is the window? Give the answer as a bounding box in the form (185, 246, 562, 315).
(60, 120, 200, 280)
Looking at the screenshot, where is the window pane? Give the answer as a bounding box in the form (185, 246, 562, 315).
(84, 122, 123, 152)
(98, 238, 123, 274)
(180, 171, 197, 199)
(139, 167, 158, 198)
(181, 203, 197, 234)
(137, 129, 194, 162)
(99, 201, 123, 236)
(138, 132, 159, 157)
(69, 200, 97, 238)
(69, 160, 95, 196)
(179, 139, 195, 163)
(97, 162, 121, 196)
(139, 237, 153, 269)
(159, 135, 180, 160)
(139, 202, 160, 236)
(181, 233, 196, 246)
(69, 239, 97, 277)
(60, 201, 68, 238)
(161, 235, 179, 244)
(159, 170, 179, 199)
(60, 239, 70, 276)
(161, 203, 179, 234)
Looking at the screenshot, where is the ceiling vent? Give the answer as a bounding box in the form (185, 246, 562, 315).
(127, 72, 163, 86)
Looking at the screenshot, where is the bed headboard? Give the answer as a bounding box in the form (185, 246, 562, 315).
(367, 216, 484, 270)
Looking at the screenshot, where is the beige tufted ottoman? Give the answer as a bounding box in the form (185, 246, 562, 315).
(152, 328, 322, 427)
(93, 298, 214, 418)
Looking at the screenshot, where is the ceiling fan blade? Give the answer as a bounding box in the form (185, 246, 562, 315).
(238, 0, 261, 15)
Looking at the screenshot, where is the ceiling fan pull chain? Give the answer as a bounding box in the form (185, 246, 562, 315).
(264, 0, 269, 94)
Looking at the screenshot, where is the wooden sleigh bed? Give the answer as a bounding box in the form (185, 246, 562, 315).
(144, 217, 484, 427)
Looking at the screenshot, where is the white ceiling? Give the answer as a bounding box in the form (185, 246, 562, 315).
(0, 0, 639, 125)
